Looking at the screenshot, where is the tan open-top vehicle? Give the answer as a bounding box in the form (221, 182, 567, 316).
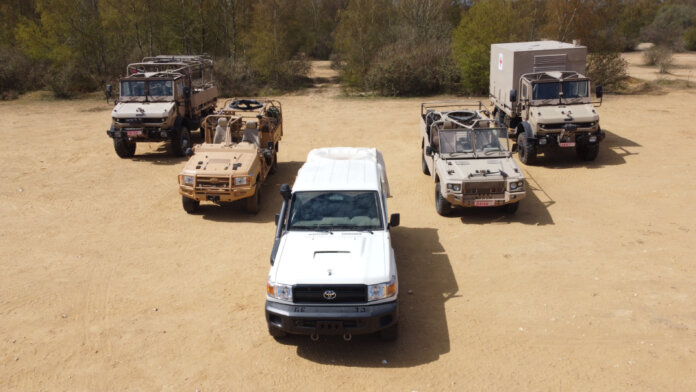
(177, 99, 283, 213)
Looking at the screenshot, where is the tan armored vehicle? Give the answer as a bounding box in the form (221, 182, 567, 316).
(489, 41, 604, 164)
(420, 102, 526, 216)
(178, 99, 283, 213)
(106, 55, 218, 158)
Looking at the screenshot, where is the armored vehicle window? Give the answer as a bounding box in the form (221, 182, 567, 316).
(440, 130, 474, 154)
(288, 191, 383, 231)
(561, 80, 588, 98)
(474, 129, 503, 154)
(121, 81, 145, 97)
(532, 82, 559, 100)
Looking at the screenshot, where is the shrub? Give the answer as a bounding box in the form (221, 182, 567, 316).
(642, 46, 673, 73)
(44, 62, 98, 98)
(0, 48, 46, 100)
(214, 58, 260, 97)
(586, 52, 628, 92)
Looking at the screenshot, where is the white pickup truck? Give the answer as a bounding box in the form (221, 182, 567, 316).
(265, 148, 401, 341)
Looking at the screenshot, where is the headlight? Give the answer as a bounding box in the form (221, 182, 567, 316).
(446, 183, 461, 192)
(367, 276, 397, 302)
(234, 176, 249, 186)
(510, 180, 524, 191)
(510, 182, 518, 190)
(180, 175, 194, 185)
(267, 279, 293, 301)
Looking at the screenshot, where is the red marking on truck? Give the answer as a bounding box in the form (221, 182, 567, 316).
(126, 130, 143, 137)
(475, 200, 496, 207)
(559, 142, 575, 147)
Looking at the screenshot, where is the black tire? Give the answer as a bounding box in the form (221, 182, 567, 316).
(503, 202, 519, 214)
(113, 137, 136, 158)
(246, 183, 261, 214)
(576, 143, 599, 161)
(269, 152, 278, 175)
(379, 323, 398, 341)
(435, 183, 451, 216)
(182, 196, 200, 214)
(170, 126, 191, 157)
(517, 133, 537, 165)
(268, 327, 287, 339)
(421, 150, 430, 175)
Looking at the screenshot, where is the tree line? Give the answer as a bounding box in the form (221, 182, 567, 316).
(1, 0, 695, 99)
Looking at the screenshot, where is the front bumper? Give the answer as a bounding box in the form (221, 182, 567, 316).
(179, 184, 255, 203)
(446, 191, 526, 207)
(265, 299, 398, 336)
(107, 126, 172, 141)
(527, 126, 605, 148)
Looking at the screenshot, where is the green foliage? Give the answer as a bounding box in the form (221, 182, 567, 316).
(452, 0, 517, 95)
(684, 25, 696, 50)
(0, 48, 46, 99)
(618, 0, 660, 50)
(641, 4, 696, 50)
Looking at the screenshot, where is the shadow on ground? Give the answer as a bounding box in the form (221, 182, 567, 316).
(196, 161, 303, 223)
(529, 128, 641, 168)
(277, 227, 458, 368)
(130, 131, 206, 165)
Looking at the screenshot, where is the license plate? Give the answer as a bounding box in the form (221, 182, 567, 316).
(126, 129, 143, 137)
(475, 200, 496, 207)
(559, 142, 575, 147)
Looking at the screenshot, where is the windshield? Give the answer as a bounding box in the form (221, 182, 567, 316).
(532, 82, 559, 100)
(287, 191, 383, 231)
(120, 80, 173, 99)
(439, 128, 508, 157)
(532, 80, 589, 100)
(561, 80, 589, 98)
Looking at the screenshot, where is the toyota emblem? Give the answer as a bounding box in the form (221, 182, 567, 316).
(323, 290, 337, 300)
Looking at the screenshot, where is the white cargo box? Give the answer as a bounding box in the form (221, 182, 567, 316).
(490, 41, 587, 109)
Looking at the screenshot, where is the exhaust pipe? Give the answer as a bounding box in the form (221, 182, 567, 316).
(342, 333, 352, 342)
(310, 332, 319, 341)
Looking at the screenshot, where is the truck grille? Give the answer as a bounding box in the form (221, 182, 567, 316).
(464, 181, 506, 195)
(293, 285, 367, 304)
(195, 176, 230, 190)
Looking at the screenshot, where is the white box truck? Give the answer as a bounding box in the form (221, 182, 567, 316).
(489, 41, 604, 164)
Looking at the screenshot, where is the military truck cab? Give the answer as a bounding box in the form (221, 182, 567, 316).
(266, 148, 400, 341)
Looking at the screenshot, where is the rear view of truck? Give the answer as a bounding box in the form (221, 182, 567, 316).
(489, 41, 604, 164)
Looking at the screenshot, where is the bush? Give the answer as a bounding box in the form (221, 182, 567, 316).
(366, 40, 458, 96)
(642, 46, 673, 73)
(44, 62, 99, 98)
(214, 58, 260, 97)
(0, 48, 46, 100)
(684, 25, 696, 51)
(586, 52, 628, 92)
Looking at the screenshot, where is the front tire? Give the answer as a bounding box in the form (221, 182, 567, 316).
(517, 133, 537, 165)
(435, 183, 451, 216)
(576, 143, 599, 161)
(113, 137, 136, 158)
(421, 149, 430, 175)
(503, 202, 519, 214)
(245, 184, 261, 214)
(182, 196, 200, 213)
(170, 126, 191, 157)
(268, 327, 287, 339)
(269, 151, 278, 174)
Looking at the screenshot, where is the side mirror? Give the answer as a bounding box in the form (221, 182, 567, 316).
(279, 183, 292, 201)
(267, 141, 274, 150)
(509, 89, 517, 103)
(274, 213, 280, 226)
(105, 84, 112, 103)
(595, 84, 603, 99)
(389, 213, 400, 228)
(183, 87, 191, 97)
(185, 148, 193, 156)
(425, 146, 433, 156)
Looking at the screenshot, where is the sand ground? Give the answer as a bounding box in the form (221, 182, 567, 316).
(1, 60, 695, 391)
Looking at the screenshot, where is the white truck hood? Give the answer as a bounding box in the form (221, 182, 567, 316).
(111, 101, 175, 118)
(440, 156, 523, 181)
(534, 103, 599, 124)
(272, 231, 391, 286)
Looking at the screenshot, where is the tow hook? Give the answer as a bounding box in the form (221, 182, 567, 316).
(342, 333, 352, 342)
(310, 332, 319, 341)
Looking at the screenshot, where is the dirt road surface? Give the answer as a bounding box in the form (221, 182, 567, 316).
(1, 61, 695, 391)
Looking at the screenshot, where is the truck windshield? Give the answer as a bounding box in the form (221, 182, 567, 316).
(120, 80, 173, 99)
(440, 129, 507, 157)
(287, 191, 383, 231)
(561, 80, 588, 98)
(532, 82, 559, 100)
